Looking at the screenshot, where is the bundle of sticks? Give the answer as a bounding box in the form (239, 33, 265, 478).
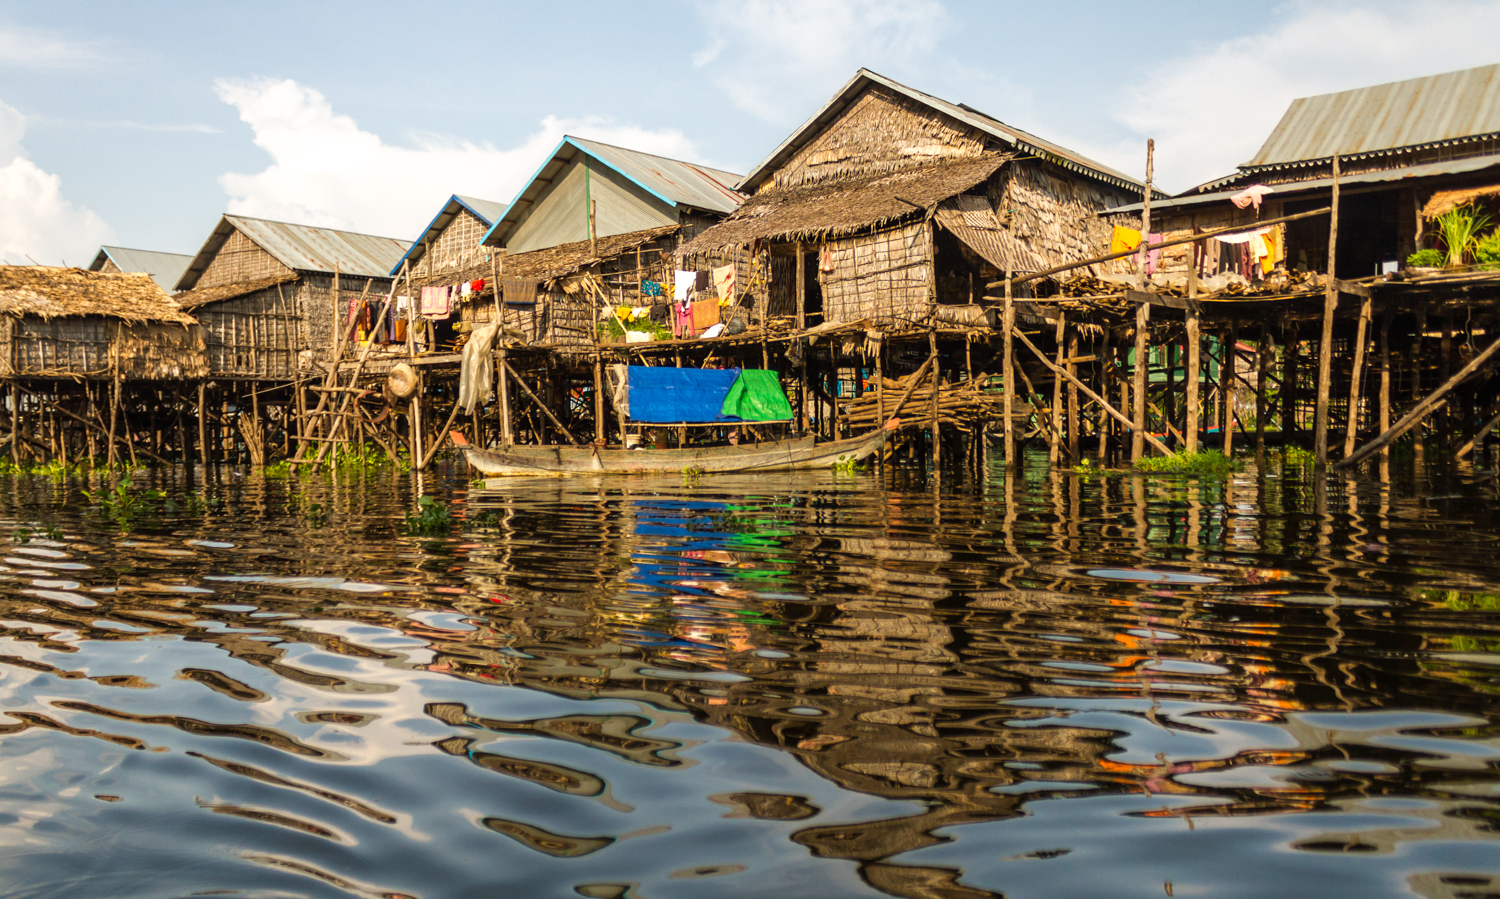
(839, 368, 1032, 432)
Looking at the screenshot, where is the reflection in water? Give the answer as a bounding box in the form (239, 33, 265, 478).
(0, 457, 1497, 897)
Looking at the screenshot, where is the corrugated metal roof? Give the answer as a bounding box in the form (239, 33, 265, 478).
(481, 137, 744, 248)
(1246, 63, 1500, 169)
(178, 215, 408, 290)
(1107, 154, 1500, 215)
(738, 68, 1152, 195)
(390, 195, 508, 275)
(88, 246, 193, 292)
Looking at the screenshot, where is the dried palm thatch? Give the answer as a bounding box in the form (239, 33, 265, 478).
(175, 273, 299, 310)
(0, 266, 196, 324)
(505, 225, 680, 283)
(679, 154, 1011, 255)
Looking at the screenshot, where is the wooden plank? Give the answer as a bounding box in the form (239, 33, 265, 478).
(1339, 329, 1500, 468)
(1333, 278, 1372, 298)
(1126, 288, 1201, 312)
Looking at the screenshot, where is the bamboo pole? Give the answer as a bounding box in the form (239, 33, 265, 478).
(1097, 328, 1111, 462)
(1314, 154, 1340, 467)
(1133, 139, 1153, 465)
(1066, 326, 1080, 460)
(501, 358, 579, 445)
(1256, 326, 1270, 456)
(1339, 330, 1500, 468)
(1185, 254, 1200, 454)
(1412, 309, 1426, 464)
(198, 383, 208, 467)
(1223, 321, 1237, 457)
(1013, 328, 1172, 456)
(1377, 310, 1392, 458)
(1050, 312, 1066, 465)
(1003, 270, 1015, 468)
(1342, 294, 1373, 457)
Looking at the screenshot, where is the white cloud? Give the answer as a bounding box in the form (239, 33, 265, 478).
(692, 0, 948, 123)
(0, 99, 114, 266)
(1113, 0, 1500, 192)
(0, 23, 111, 70)
(214, 77, 706, 240)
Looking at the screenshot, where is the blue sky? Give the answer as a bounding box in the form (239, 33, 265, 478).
(2, 0, 1498, 266)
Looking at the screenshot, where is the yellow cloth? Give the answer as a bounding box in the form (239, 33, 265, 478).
(1112, 226, 1143, 254)
(1261, 227, 1283, 274)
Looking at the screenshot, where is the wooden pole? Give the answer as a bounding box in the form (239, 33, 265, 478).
(929, 330, 941, 470)
(588, 199, 598, 260)
(797, 242, 810, 437)
(1339, 329, 1500, 468)
(1314, 154, 1340, 467)
(1185, 252, 1200, 454)
(107, 367, 119, 468)
(1050, 313, 1066, 466)
(7, 383, 17, 467)
(1012, 327, 1172, 456)
(1003, 270, 1015, 468)
(1412, 309, 1426, 464)
(1066, 325, 1080, 460)
(1342, 294, 1373, 457)
(1377, 309, 1392, 458)
(198, 383, 208, 467)
(1131, 304, 1150, 463)
(593, 357, 605, 444)
(1097, 327, 1111, 462)
(1256, 326, 1271, 457)
(502, 358, 580, 445)
(1222, 321, 1237, 457)
(1285, 324, 1299, 442)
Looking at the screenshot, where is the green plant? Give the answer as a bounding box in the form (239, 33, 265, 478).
(264, 459, 293, 478)
(1475, 229, 1500, 271)
(1406, 248, 1444, 268)
(1433, 203, 1492, 267)
(598, 315, 674, 343)
(82, 476, 165, 530)
(830, 454, 867, 474)
(12, 524, 62, 543)
(1134, 449, 1240, 477)
(404, 495, 453, 535)
(1283, 446, 1315, 465)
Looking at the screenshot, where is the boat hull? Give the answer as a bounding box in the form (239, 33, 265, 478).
(460, 430, 888, 476)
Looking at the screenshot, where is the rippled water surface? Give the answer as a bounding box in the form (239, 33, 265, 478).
(2, 455, 1499, 898)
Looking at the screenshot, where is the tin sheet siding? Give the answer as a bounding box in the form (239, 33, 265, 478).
(506, 160, 676, 255)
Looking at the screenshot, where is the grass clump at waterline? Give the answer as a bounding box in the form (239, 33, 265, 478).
(1133, 449, 1241, 477)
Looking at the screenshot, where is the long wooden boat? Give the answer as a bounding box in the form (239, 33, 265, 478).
(450, 422, 895, 476)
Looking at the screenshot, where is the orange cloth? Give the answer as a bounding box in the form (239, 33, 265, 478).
(1261, 227, 1283, 274)
(690, 297, 719, 333)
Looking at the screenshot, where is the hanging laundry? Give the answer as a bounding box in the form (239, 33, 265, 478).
(1212, 226, 1272, 245)
(420, 285, 451, 318)
(472, 278, 485, 292)
(674, 270, 697, 309)
(641, 280, 664, 297)
(1261, 226, 1283, 274)
(1111, 226, 1143, 255)
(820, 247, 835, 273)
(691, 297, 719, 333)
(1145, 233, 1164, 274)
(1230, 185, 1275, 211)
(460, 281, 473, 298)
(712, 263, 736, 303)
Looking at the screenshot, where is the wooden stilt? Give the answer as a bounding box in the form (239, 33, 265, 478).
(1440, 312, 1454, 444)
(929, 330, 941, 470)
(1377, 310, 1392, 459)
(1131, 303, 1149, 462)
(1314, 154, 1340, 467)
(198, 383, 209, 468)
(1223, 321, 1238, 457)
(1285, 324, 1299, 442)
(1098, 327, 1111, 462)
(1013, 328, 1172, 456)
(8, 382, 18, 467)
(1343, 295, 1373, 458)
(1185, 293, 1200, 455)
(1050, 313, 1066, 466)
(1003, 271, 1016, 468)
(1067, 326, 1080, 461)
(1256, 325, 1271, 457)
(1412, 309, 1426, 464)
(593, 357, 605, 444)
(498, 347, 513, 446)
(107, 369, 120, 468)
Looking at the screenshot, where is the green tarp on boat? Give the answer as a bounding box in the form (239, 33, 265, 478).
(719, 369, 793, 422)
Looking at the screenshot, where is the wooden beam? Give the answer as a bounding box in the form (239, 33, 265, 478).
(1126, 288, 1201, 313)
(1012, 327, 1172, 456)
(1343, 295, 1373, 457)
(1338, 329, 1500, 468)
(1314, 154, 1340, 467)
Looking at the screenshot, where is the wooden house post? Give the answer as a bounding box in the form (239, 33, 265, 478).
(1066, 326, 1080, 460)
(796, 242, 809, 436)
(1223, 322, 1237, 457)
(1256, 326, 1271, 456)
(1132, 140, 1154, 463)
(1343, 293, 1373, 457)
(1377, 309, 1392, 458)
(1185, 258, 1201, 454)
(1314, 154, 1340, 466)
(1002, 270, 1015, 468)
(1050, 313, 1066, 466)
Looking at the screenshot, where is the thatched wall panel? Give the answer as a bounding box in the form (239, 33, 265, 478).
(1000, 162, 1138, 277)
(417, 208, 490, 281)
(771, 85, 987, 192)
(115, 323, 208, 380)
(196, 229, 294, 290)
(819, 222, 930, 324)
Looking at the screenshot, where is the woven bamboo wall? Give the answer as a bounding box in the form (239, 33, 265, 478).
(819, 222, 930, 323)
(4, 317, 112, 377)
(420, 209, 490, 279)
(769, 85, 986, 192)
(96, 258, 122, 275)
(195, 284, 300, 380)
(1002, 162, 1139, 277)
(197, 230, 294, 289)
(115, 323, 208, 379)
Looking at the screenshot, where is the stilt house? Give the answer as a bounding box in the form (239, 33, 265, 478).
(389, 195, 509, 343)
(479, 136, 744, 349)
(87, 247, 193, 293)
(172, 216, 408, 380)
(677, 69, 1146, 333)
(1113, 63, 1500, 290)
(0, 266, 204, 380)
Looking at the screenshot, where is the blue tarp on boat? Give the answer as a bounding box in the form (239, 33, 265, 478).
(627, 366, 742, 423)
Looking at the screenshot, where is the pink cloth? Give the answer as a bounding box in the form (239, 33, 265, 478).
(1231, 185, 1275, 211)
(1144, 233, 1164, 274)
(420, 285, 451, 317)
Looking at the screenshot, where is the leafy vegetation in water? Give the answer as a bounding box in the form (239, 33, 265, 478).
(1283, 446, 1315, 465)
(82, 477, 166, 530)
(1134, 449, 1240, 477)
(404, 495, 454, 535)
(12, 524, 63, 543)
(831, 455, 867, 474)
(304, 502, 328, 528)
(266, 444, 410, 478)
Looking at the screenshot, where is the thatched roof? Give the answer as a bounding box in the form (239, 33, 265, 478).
(680, 154, 1011, 254)
(505, 224, 680, 283)
(0, 266, 196, 325)
(175, 274, 299, 310)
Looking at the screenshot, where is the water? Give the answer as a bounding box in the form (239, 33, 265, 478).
(1, 456, 1498, 898)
